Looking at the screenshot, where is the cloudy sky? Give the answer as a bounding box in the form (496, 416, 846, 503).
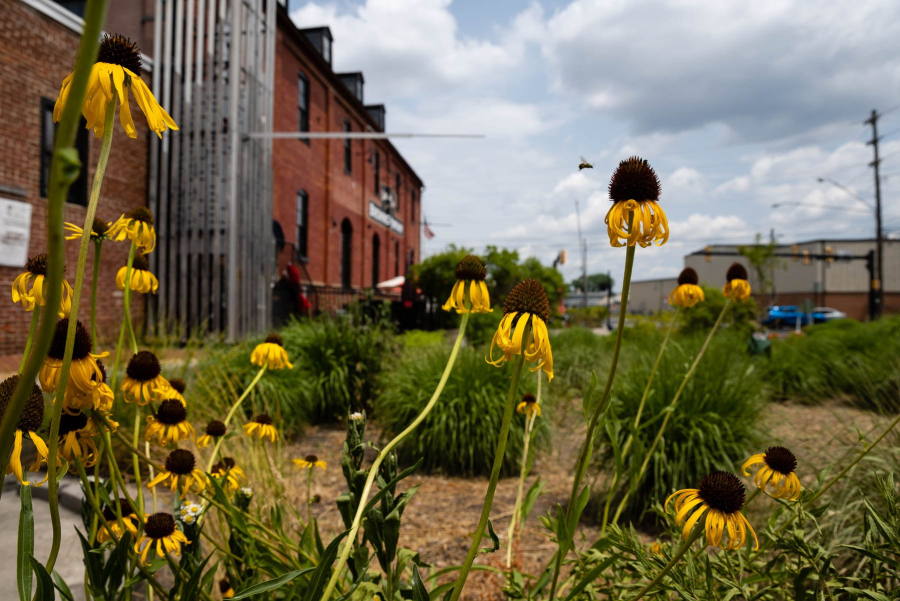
(289, 0, 900, 285)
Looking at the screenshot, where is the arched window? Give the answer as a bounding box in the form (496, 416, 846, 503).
(394, 240, 400, 277)
(372, 234, 381, 286)
(340, 219, 353, 289)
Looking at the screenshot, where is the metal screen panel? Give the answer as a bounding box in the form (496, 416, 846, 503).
(148, 0, 276, 341)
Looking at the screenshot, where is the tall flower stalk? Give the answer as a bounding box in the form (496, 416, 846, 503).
(548, 156, 668, 600)
(507, 375, 542, 567)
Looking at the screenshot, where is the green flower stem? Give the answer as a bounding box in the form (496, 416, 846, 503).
(45, 99, 116, 573)
(307, 468, 314, 523)
(132, 404, 144, 516)
(0, 0, 110, 507)
(601, 306, 682, 532)
(205, 364, 268, 472)
(610, 298, 732, 526)
(322, 311, 471, 601)
(507, 371, 541, 567)
(90, 241, 102, 345)
(628, 526, 704, 601)
(110, 241, 137, 391)
(147, 441, 158, 512)
(547, 242, 637, 601)
(17, 310, 40, 374)
(448, 348, 528, 601)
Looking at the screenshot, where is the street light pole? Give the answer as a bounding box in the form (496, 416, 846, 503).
(865, 109, 885, 318)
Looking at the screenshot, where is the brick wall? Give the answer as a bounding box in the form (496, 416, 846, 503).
(0, 0, 149, 356)
(273, 17, 422, 292)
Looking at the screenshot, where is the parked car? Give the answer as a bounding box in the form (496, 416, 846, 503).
(762, 305, 808, 328)
(811, 307, 847, 323)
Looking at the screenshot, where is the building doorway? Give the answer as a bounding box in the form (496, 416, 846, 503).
(372, 234, 381, 286)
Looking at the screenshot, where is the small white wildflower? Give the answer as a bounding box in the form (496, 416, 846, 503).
(179, 501, 202, 524)
(241, 486, 253, 496)
(349, 412, 364, 421)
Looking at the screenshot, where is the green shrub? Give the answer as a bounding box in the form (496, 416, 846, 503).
(595, 331, 765, 523)
(377, 344, 548, 477)
(401, 329, 445, 349)
(679, 285, 758, 336)
(765, 316, 900, 411)
(190, 310, 397, 432)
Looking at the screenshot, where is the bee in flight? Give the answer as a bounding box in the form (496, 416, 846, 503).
(578, 156, 594, 170)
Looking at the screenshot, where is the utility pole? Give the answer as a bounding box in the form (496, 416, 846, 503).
(575, 200, 588, 312)
(865, 109, 884, 318)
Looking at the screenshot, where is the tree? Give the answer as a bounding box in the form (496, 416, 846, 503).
(739, 233, 777, 294)
(569, 273, 615, 293)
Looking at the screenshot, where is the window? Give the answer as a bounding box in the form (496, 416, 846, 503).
(340, 219, 353, 289)
(394, 241, 400, 277)
(297, 72, 310, 139)
(410, 189, 416, 224)
(343, 119, 352, 174)
(296, 190, 308, 260)
(373, 151, 380, 198)
(321, 36, 331, 64)
(371, 234, 380, 286)
(40, 98, 88, 205)
(394, 173, 401, 213)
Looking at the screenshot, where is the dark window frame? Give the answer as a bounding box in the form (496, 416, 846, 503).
(296, 190, 309, 261)
(340, 219, 353, 289)
(343, 119, 352, 175)
(394, 173, 401, 213)
(297, 71, 310, 144)
(40, 97, 88, 205)
(373, 150, 380, 199)
(410, 189, 417, 224)
(371, 233, 380, 286)
(394, 240, 400, 277)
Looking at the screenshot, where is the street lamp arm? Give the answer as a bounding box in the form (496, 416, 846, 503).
(816, 177, 875, 210)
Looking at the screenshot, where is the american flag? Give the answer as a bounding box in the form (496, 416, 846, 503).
(423, 218, 435, 240)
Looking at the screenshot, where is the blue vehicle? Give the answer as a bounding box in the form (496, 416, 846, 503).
(762, 305, 809, 327)
(762, 305, 848, 328)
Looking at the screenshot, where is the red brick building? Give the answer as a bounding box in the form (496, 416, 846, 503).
(273, 8, 423, 293)
(0, 0, 148, 356)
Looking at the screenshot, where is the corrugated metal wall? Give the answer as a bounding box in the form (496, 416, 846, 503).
(147, 0, 277, 342)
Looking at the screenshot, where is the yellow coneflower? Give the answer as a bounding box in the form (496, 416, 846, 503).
(487, 279, 554, 381)
(11, 254, 73, 317)
(442, 255, 492, 314)
(219, 580, 235, 599)
(251, 333, 293, 370)
(64, 216, 114, 242)
(55, 34, 178, 139)
(63, 358, 115, 415)
(96, 498, 142, 543)
(0, 375, 51, 486)
(516, 393, 541, 418)
(111, 207, 156, 254)
(722, 263, 752, 301)
(91, 360, 115, 414)
(669, 267, 705, 308)
(605, 156, 669, 248)
(196, 420, 226, 449)
(293, 454, 327, 470)
(116, 253, 158, 294)
(243, 414, 279, 443)
(167, 378, 187, 404)
(211, 457, 246, 493)
(122, 350, 170, 405)
(742, 446, 802, 501)
(134, 512, 189, 564)
(147, 449, 208, 497)
(56, 410, 99, 469)
(145, 399, 194, 446)
(40, 319, 105, 395)
(665, 471, 758, 551)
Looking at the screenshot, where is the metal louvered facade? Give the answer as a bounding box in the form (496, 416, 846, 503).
(148, 0, 278, 341)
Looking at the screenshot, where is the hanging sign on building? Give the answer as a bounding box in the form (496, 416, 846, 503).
(368, 200, 404, 235)
(0, 198, 32, 268)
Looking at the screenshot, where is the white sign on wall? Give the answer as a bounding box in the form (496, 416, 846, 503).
(368, 200, 404, 235)
(0, 198, 32, 268)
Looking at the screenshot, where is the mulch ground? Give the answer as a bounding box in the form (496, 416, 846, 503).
(271, 399, 890, 600)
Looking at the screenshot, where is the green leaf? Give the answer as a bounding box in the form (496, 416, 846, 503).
(29, 556, 55, 601)
(302, 530, 350, 601)
(838, 588, 891, 601)
(554, 504, 569, 554)
(51, 571, 74, 601)
(18, 486, 34, 601)
(520, 477, 544, 527)
(232, 567, 315, 599)
(360, 458, 423, 519)
(411, 564, 430, 601)
(76, 530, 104, 590)
(565, 485, 590, 545)
(563, 555, 617, 601)
(478, 520, 500, 555)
